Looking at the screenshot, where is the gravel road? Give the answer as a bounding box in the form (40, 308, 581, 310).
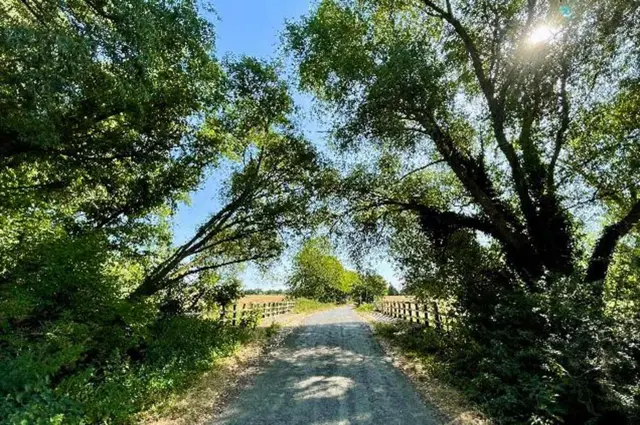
(211, 306, 439, 425)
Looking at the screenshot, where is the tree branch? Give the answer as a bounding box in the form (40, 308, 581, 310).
(376, 199, 500, 239)
(548, 62, 571, 192)
(420, 0, 537, 250)
(398, 159, 446, 181)
(168, 253, 274, 284)
(585, 199, 640, 286)
(129, 155, 267, 299)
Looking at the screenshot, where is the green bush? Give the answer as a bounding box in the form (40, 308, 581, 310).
(376, 287, 640, 425)
(0, 313, 252, 424)
(0, 231, 255, 424)
(355, 303, 374, 312)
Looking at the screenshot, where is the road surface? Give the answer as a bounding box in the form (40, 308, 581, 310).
(211, 306, 439, 425)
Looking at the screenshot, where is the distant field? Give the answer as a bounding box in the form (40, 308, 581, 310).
(238, 295, 289, 304)
(381, 295, 415, 302)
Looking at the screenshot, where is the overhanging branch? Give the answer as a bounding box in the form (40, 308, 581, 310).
(419, 0, 537, 242)
(586, 199, 640, 285)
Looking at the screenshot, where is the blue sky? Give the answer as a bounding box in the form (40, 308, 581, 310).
(172, 0, 401, 290)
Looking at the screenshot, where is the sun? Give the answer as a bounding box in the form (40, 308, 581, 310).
(529, 25, 555, 44)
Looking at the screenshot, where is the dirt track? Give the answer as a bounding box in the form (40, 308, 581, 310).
(211, 306, 439, 425)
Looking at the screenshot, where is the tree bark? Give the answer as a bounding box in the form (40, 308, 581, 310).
(586, 200, 640, 289)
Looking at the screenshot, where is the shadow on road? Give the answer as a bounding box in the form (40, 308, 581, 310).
(212, 307, 442, 425)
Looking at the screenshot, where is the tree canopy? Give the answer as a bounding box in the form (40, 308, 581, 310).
(286, 0, 640, 422)
(288, 237, 389, 303)
(286, 0, 639, 290)
(0, 1, 331, 422)
(2, 0, 639, 423)
(288, 238, 353, 303)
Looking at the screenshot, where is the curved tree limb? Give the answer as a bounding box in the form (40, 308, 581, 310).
(586, 199, 640, 286)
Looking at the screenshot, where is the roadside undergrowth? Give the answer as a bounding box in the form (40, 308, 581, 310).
(361, 315, 490, 425)
(140, 313, 307, 425)
(355, 303, 374, 312)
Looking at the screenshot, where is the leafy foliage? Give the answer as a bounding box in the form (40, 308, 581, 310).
(351, 272, 388, 304)
(286, 0, 640, 423)
(288, 238, 353, 303)
(0, 1, 330, 423)
(0, 0, 222, 230)
(287, 238, 389, 304)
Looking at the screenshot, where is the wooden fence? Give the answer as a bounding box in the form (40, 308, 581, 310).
(375, 300, 455, 331)
(219, 300, 296, 326)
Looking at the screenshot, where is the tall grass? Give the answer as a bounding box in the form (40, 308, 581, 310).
(355, 303, 374, 312)
(292, 298, 336, 314)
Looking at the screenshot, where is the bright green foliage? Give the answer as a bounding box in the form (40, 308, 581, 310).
(0, 0, 222, 229)
(1, 0, 224, 419)
(287, 238, 388, 304)
(351, 272, 388, 304)
(287, 0, 640, 423)
(288, 238, 354, 303)
(0, 1, 330, 423)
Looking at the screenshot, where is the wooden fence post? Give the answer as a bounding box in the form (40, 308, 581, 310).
(432, 301, 442, 331)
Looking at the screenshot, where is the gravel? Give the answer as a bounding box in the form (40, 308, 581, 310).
(210, 306, 440, 425)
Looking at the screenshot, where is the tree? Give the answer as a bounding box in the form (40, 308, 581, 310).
(243, 289, 287, 295)
(0, 3, 334, 422)
(351, 272, 388, 304)
(288, 238, 353, 303)
(1, 0, 222, 231)
(130, 57, 333, 299)
(286, 0, 639, 299)
(0, 2, 231, 421)
(286, 1, 640, 422)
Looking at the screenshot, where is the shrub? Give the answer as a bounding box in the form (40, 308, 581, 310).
(292, 298, 336, 313)
(355, 303, 374, 312)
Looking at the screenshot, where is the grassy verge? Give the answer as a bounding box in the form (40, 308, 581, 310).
(367, 320, 489, 425)
(292, 298, 336, 314)
(355, 303, 374, 312)
(140, 322, 283, 425)
(1, 314, 261, 425)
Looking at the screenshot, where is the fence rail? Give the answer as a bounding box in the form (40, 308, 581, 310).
(374, 300, 455, 331)
(220, 300, 296, 326)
